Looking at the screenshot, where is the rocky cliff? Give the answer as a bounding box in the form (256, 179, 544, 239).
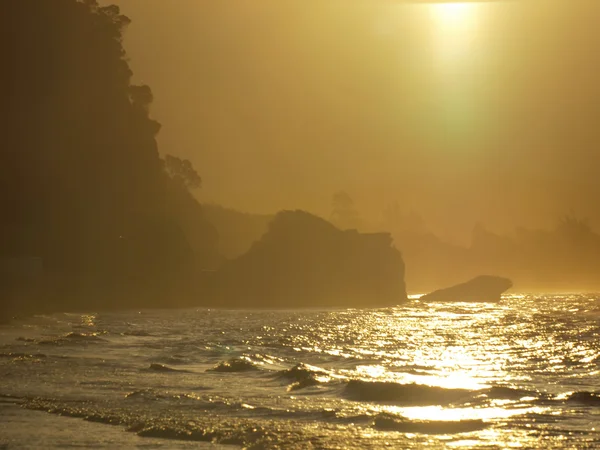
(210, 210, 407, 308)
(419, 275, 513, 302)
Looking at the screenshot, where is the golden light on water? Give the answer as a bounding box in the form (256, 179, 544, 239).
(382, 405, 547, 422)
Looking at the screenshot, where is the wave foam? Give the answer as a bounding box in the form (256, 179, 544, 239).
(276, 363, 334, 391)
(565, 391, 600, 406)
(145, 363, 189, 373)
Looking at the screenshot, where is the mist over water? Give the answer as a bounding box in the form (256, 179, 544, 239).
(1, 295, 599, 448)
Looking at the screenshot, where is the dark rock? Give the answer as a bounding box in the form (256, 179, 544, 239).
(419, 275, 512, 302)
(209, 210, 407, 308)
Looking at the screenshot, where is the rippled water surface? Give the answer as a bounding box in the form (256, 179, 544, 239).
(1, 295, 599, 448)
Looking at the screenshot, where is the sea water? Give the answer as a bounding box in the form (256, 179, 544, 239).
(1, 295, 599, 449)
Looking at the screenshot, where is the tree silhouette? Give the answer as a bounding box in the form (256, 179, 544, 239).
(164, 155, 202, 190)
(331, 191, 361, 229)
(557, 213, 592, 243)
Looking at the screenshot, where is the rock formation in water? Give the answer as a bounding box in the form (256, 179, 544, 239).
(209, 210, 407, 307)
(419, 275, 512, 302)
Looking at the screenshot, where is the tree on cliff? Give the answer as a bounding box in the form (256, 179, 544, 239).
(556, 213, 594, 245)
(331, 191, 361, 230)
(164, 155, 202, 190)
(0, 0, 217, 307)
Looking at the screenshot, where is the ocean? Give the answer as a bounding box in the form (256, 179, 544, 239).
(1, 295, 599, 449)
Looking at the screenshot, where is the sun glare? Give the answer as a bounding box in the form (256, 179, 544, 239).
(432, 3, 474, 28)
(428, 2, 480, 66)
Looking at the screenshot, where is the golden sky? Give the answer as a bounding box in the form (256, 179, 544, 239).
(105, 0, 600, 241)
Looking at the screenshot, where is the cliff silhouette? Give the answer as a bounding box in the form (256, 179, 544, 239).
(1, 0, 218, 318)
(209, 211, 407, 308)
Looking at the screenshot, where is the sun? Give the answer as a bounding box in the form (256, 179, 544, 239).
(432, 3, 474, 29)
(427, 2, 480, 66)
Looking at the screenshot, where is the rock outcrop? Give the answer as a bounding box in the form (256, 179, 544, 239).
(419, 275, 512, 302)
(209, 210, 407, 308)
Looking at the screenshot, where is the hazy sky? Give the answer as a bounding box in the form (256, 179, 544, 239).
(105, 0, 600, 241)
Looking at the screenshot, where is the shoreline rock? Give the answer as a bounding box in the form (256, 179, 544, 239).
(419, 275, 512, 303)
(209, 210, 408, 308)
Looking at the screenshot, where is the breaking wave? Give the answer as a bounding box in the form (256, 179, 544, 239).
(344, 380, 471, 405)
(208, 357, 261, 373)
(564, 391, 600, 406)
(145, 363, 190, 373)
(32, 332, 108, 346)
(276, 363, 336, 391)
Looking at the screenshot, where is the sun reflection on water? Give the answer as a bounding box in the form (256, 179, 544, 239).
(310, 296, 599, 445)
(3, 295, 598, 448)
(380, 405, 547, 422)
